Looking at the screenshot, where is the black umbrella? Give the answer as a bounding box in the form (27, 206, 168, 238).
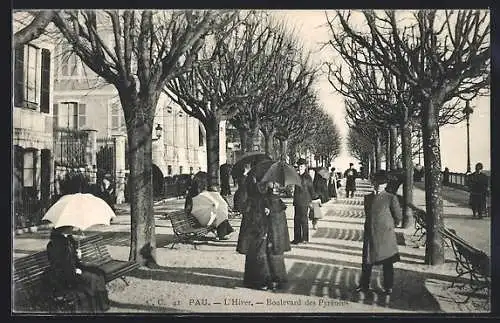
(232, 152, 271, 178)
(250, 160, 302, 188)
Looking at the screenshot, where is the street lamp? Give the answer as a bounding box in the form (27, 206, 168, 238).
(152, 123, 163, 142)
(462, 100, 474, 173)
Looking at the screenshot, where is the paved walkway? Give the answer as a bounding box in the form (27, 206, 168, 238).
(13, 181, 490, 313)
(411, 183, 490, 255)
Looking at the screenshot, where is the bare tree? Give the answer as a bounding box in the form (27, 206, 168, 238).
(13, 11, 56, 47)
(327, 9, 489, 264)
(165, 12, 279, 186)
(52, 10, 235, 266)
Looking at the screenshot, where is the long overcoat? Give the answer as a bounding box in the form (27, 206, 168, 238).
(362, 191, 402, 265)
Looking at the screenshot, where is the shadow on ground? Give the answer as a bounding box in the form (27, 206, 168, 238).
(125, 253, 471, 312)
(312, 227, 406, 246)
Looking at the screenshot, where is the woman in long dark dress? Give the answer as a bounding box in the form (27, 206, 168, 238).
(46, 226, 110, 313)
(239, 180, 291, 291)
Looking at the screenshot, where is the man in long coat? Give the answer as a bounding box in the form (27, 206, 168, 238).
(468, 162, 489, 219)
(292, 158, 319, 244)
(357, 171, 402, 295)
(344, 163, 358, 198)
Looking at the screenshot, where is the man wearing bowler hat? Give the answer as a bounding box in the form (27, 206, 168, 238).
(344, 163, 358, 198)
(356, 170, 403, 295)
(291, 158, 320, 244)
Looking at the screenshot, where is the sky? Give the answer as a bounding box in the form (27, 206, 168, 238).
(273, 10, 491, 172)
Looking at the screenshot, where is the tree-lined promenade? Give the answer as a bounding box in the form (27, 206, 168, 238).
(13, 9, 489, 268)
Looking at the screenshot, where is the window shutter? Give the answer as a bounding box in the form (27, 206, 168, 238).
(78, 103, 86, 128)
(53, 104, 58, 128)
(40, 49, 51, 113)
(14, 46, 25, 107)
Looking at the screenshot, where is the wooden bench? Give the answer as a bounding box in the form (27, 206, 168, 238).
(166, 209, 216, 249)
(409, 204, 427, 244)
(13, 234, 140, 312)
(440, 227, 490, 303)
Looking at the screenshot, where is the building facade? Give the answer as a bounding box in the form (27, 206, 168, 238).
(13, 16, 56, 227)
(51, 42, 226, 201)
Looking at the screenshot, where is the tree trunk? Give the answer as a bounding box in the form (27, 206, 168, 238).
(374, 135, 381, 171)
(262, 130, 274, 155)
(126, 104, 156, 267)
(385, 130, 391, 171)
(238, 128, 249, 153)
(206, 120, 220, 187)
(246, 122, 259, 152)
(400, 121, 414, 229)
(422, 99, 445, 265)
(390, 126, 398, 170)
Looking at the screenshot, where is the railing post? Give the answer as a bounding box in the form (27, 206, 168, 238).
(113, 134, 127, 204)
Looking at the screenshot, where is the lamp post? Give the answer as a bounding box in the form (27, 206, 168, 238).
(462, 100, 474, 173)
(152, 123, 163, 142)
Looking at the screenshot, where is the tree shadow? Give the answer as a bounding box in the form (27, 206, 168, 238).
(323, 209, 364, 218)
(283, 255, 466, 312)
(312, 227, 406, 246)
(127, 265, 243, 289)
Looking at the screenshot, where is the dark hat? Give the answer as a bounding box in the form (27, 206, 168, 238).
(349, 163, 354, 166)
(371, 171, 388, 184)
(297, 158, 308, 166)
(386, 169, 405, 192)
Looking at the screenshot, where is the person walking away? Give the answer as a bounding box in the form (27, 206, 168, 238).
(239, 180, 291, 291)
(328, 167, 338, 198)
(46, 226, 110, 313)
(292, 158, 320, 244)
(468, 162, 489, 219)
(356, 171, 403, 295)
(344, 163, 358, 198)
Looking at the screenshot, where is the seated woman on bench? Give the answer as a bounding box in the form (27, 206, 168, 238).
(185, 171, 235, 240)
(46, 226, 110, 313)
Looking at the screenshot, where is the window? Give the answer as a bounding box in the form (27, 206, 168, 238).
(25, 45, 40, 106)
(14, 45, 51, 111)
(167, 165, 172, 176)
(199, 125, 205, 146)
(111, 101, 126, 131)
(189, 166, 194, 174)
(166, 106, 173, 113)
(54, 102, 86, 129)
(61, 52, 80, 76)
(179, 166, 183, 174)
(23, 149, 36, 188)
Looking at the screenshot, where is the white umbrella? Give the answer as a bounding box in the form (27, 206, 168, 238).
(42, 193, 116, 230)
(191, 191, 229, 227)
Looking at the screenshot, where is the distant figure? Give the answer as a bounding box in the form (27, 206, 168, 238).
(328, 167, 338, 198)
(220, 163, 232, 197)
(359, 166, 365, 180)
(343, 163, 358, 198)
(443, 167, 450, 185)
(311, 168, 328, 230)
(467, 163, 489, 219)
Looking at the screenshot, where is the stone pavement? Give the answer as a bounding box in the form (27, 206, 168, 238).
(12, 181, 491, 313)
